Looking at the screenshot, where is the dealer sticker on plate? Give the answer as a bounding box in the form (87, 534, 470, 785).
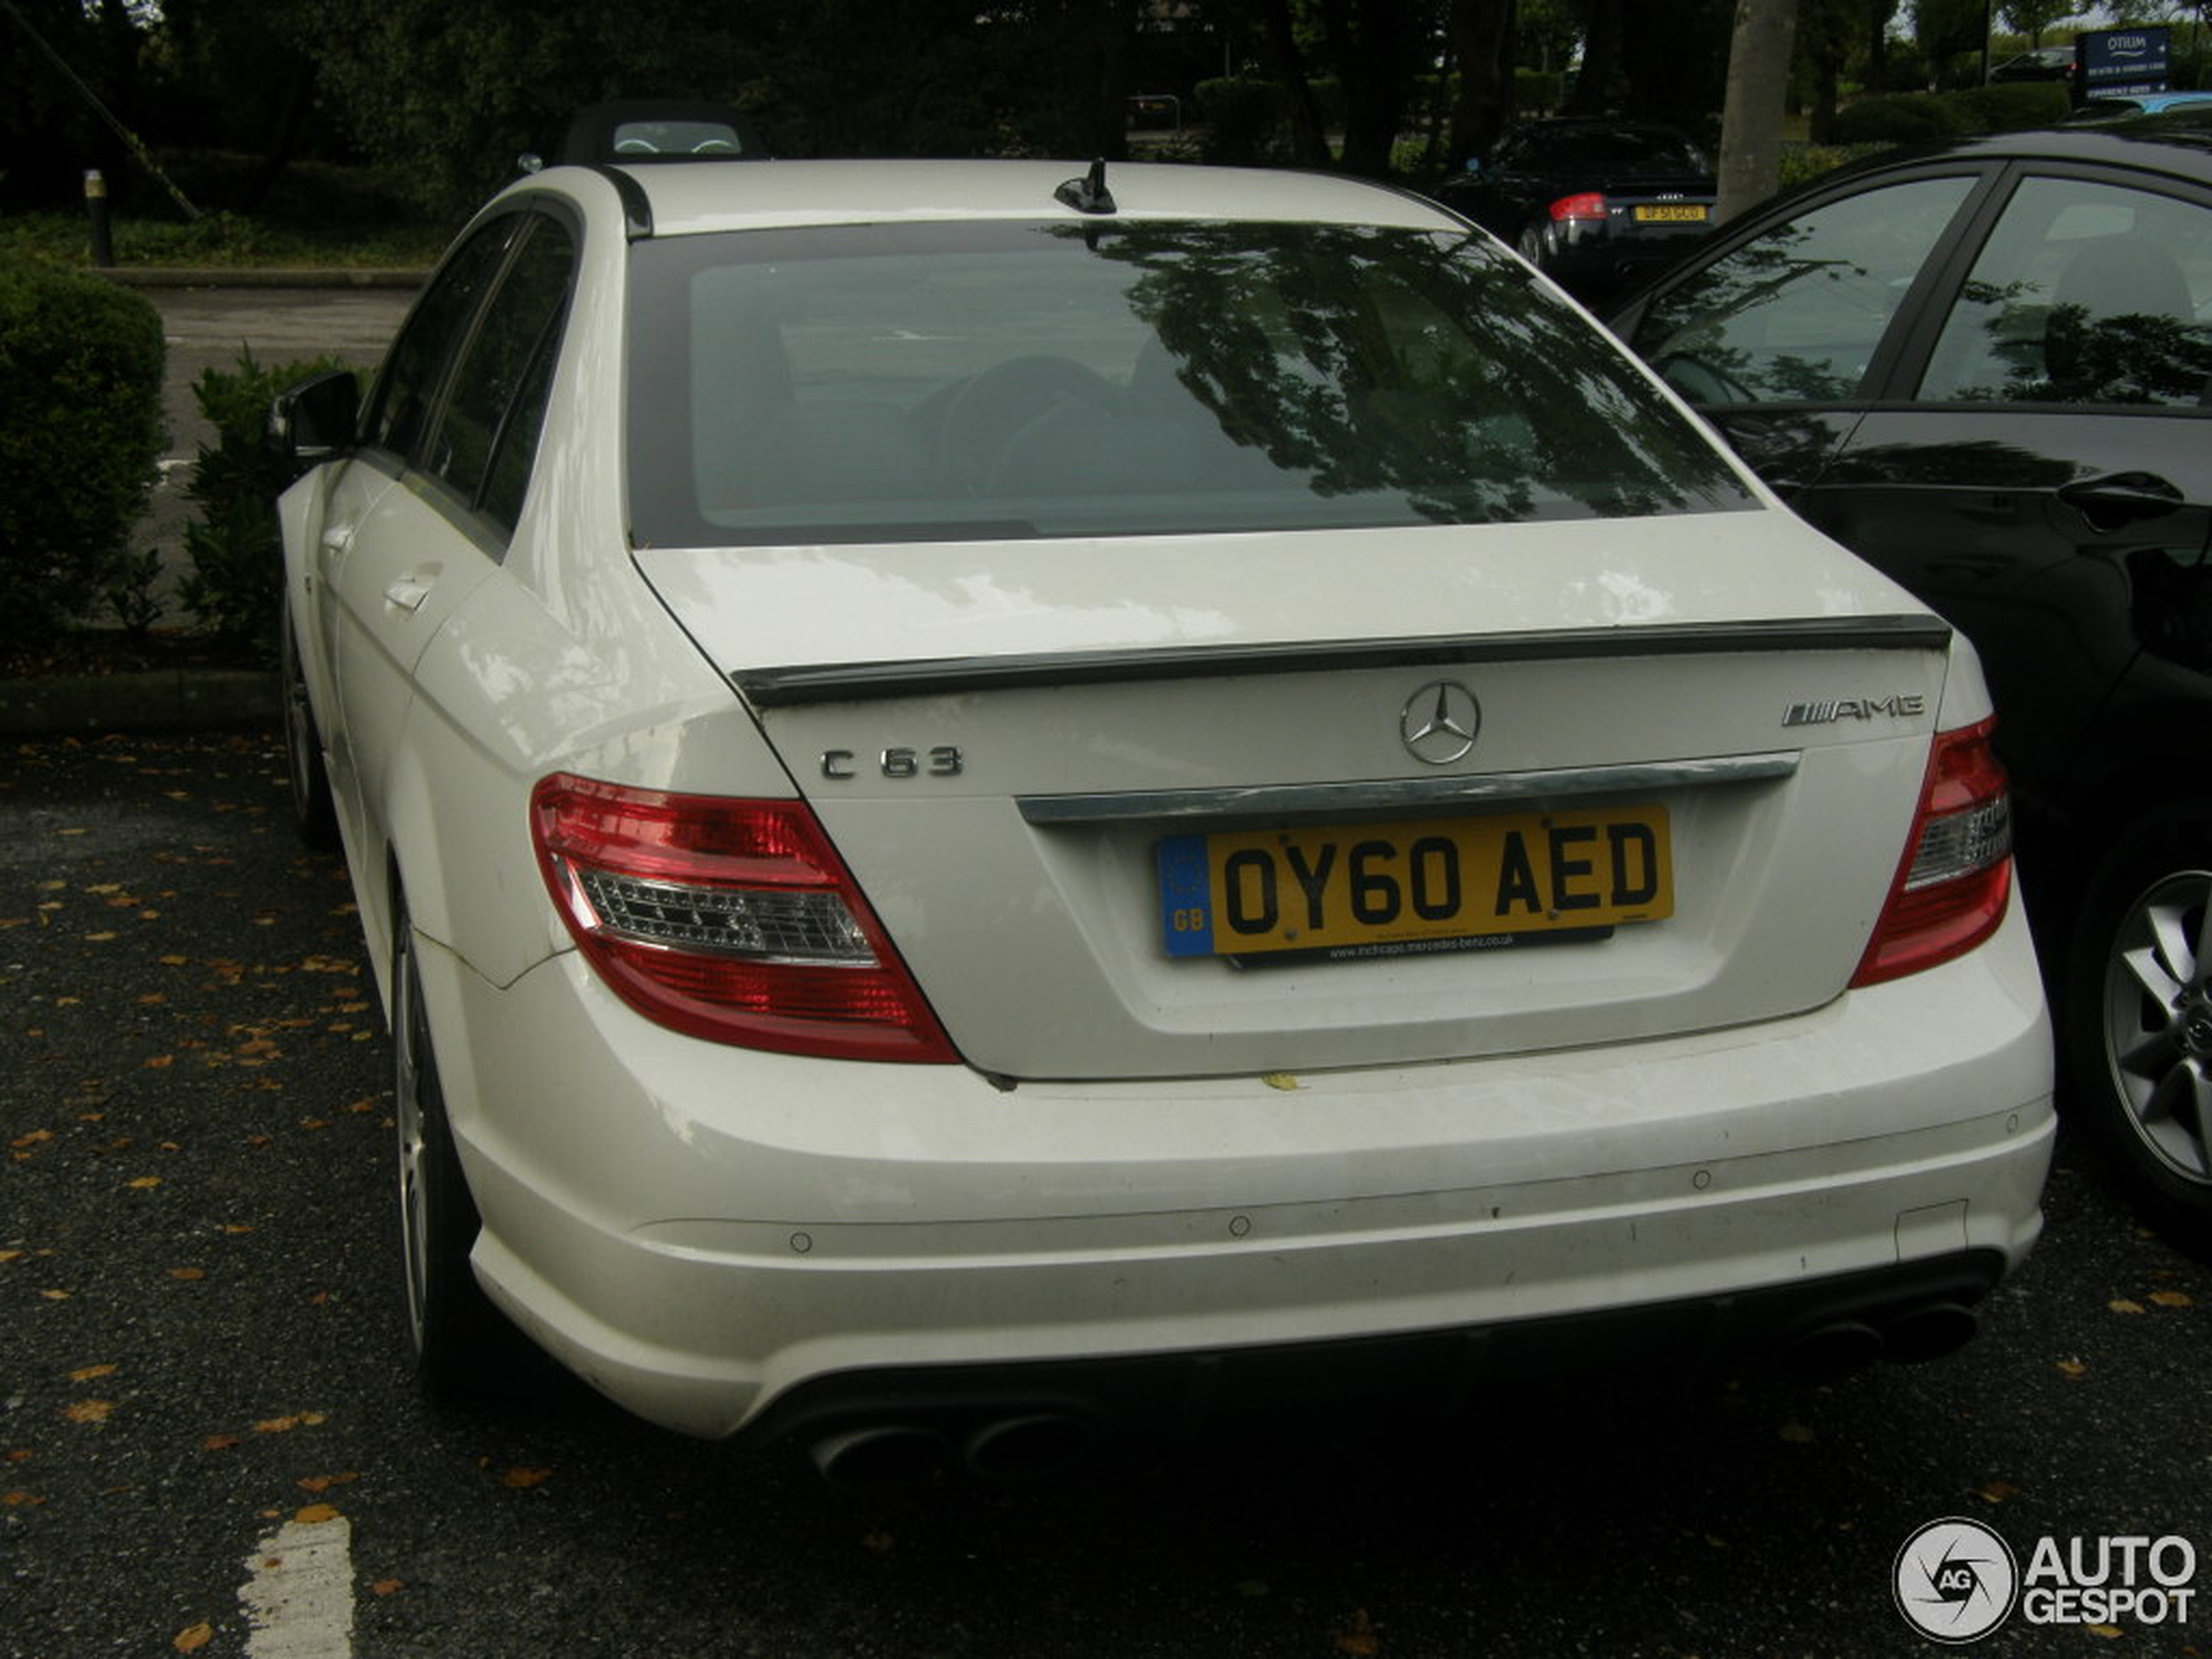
(1157, 805, 1671, 961)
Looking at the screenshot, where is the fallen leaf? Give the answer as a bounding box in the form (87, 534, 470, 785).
(296, 1473, 360, 1494)
(1334, 1608, 1381, 1657)
(61, 1400, 116, 1424)
(2109, 1298, 2147, 1315)
(203, 1435, 242, 1451)
(39, 1289, 71, 1302)
(126, 1175, 162, 1189)
(169, 1267, 206, 1282)
(68, 1364, 118, 1382)
(2057, 1359, 2088, 1379)
(860, 1531, 894, 1554)
(293, 1502, 341, 1525)
(502, 1467, 554, 1489)
(253, 1413, 327, 1434)
(1778, 1422, 1817, 1444)
(172, 1622, 213, 1654)
(370, 1579, 404, 1597)
(2150, 1291, 2194, 1309)
(10, 1130, 52, 1149)
(1978, 1480, 2020, 1504)
(3, 1491, 45, 1507)
(2087, 1624, 2124, 1640)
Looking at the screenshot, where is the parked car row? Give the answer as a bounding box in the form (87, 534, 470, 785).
(266, 101, 2206, 1480)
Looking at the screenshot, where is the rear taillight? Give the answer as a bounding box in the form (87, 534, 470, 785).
(1549, 192, 1609, 222)
(1851, 718, 2013, 988)
(530, 774, 957, 1062)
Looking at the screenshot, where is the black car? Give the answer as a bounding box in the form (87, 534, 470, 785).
(1989, 44, 2077, 84)
(1607, 122, 2212, 1236)
(1431, 118, 1716, 302)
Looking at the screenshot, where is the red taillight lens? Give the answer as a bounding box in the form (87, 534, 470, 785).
(529, 774, 958, 1062)
(1851, 718, 2013, 988)
(1549, 192, 1609, 222)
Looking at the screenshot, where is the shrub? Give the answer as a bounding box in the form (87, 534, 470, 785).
(179, 347, 354, 653)
(1950, 82, 2072, 132)
(0, 264, 166, 651)
(1831, 92, 1968, 145)
(1833, 81, 2073, 146)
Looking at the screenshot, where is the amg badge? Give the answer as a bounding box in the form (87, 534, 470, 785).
(1783, 693, 1926, 727)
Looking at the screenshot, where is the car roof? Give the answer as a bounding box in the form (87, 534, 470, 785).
(1790, 118, 2212, 196)
(541, 157, 1462, 238)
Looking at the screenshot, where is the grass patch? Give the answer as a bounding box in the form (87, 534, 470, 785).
(0, 209, 448, 271)
(3, 156, 451, 270)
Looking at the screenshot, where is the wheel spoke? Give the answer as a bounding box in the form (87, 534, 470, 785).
(2139, 1062, 2196, 1130)
(2117, 1023, 2182, 1085)
(2180, 1067, 2212, 1179)
(2120, 941, 2185, 1013)
(2148, 898, 2201, 988)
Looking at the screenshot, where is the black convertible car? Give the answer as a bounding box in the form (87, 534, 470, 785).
(1608, 119, 2212, 1238)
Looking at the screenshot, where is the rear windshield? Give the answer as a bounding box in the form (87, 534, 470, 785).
(626, 219, 1755, 546)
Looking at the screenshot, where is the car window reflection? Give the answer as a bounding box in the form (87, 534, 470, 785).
(1919, 176, 2212, 408)
(626, 220, 1753, 548)
(1633, 176, 1977, 406)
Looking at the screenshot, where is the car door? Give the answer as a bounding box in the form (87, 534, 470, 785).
(325, 209, 576, 862)
(1804, 166, 2212, 822)
(1616, 165, 1996, 492)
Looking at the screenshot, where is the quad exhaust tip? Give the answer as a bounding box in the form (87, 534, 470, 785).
(1781, 1300, 1980, 1379)
(808, 1413, 1097, 1492)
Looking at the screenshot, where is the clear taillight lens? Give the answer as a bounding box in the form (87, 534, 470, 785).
(1851, 718, 2013, 988)
(529, 774, 957, 1062)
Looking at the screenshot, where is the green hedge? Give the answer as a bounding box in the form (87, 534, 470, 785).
(0, 265, 165, 649)
(180, 347, 354, 653)
(1832, 81, 2071, 145)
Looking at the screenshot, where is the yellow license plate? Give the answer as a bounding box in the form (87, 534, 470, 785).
(1633, 204, 1709, 223)
(1158, 806, 1672, 959)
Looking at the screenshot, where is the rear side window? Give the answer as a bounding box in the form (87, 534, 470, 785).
(1918, 174, 2212, 407)
(1633, 175, 1977, 405)
(361, 218, 520, 459)
(627, 219, 1753, 546)
(428, 217, 575, 529)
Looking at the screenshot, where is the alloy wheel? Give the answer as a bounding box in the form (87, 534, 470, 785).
(2100, 868, 2212, 1189)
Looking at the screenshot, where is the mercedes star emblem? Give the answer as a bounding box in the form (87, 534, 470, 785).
(1400, 680, 1480, 765)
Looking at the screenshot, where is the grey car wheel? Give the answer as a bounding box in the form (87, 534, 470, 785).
(2065, 807, 2212, 1239)
(279, 597, 337, 847)
(393, 900, 535, 1396)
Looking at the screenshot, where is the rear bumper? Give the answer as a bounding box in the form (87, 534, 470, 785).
(422, 902, 2054, 1441)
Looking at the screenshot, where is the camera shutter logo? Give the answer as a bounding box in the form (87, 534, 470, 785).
(1895, 1517, 2020, 1643)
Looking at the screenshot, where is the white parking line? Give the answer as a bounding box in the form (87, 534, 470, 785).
(239, 1511, 356, 1658)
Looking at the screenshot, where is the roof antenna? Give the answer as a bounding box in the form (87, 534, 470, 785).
(1055, 158, 1116, 215)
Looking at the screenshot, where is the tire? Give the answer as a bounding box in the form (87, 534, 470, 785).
(1516, 224, 1549, 269)
(279, 596, 338, 849)
(393, 900, 536, 1398)
(2060, 804, 2212, 1241)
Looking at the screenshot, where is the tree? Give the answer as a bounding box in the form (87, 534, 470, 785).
(1717, 0, 1800, 223)
(2000, 1, 2080, 45)
(1445, 0, 1520, 164)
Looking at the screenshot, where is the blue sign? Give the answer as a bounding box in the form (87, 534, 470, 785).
(2080, 27, 2172, 98)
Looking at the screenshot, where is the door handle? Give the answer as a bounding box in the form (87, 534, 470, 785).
(383, 570, 436, 613)
(2056, 471, 2186, 530)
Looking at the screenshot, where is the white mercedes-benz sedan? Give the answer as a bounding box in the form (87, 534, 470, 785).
(273, 152, 2054, 1484)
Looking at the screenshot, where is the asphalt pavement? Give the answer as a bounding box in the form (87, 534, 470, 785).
(3, 730, 2209, 1659)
